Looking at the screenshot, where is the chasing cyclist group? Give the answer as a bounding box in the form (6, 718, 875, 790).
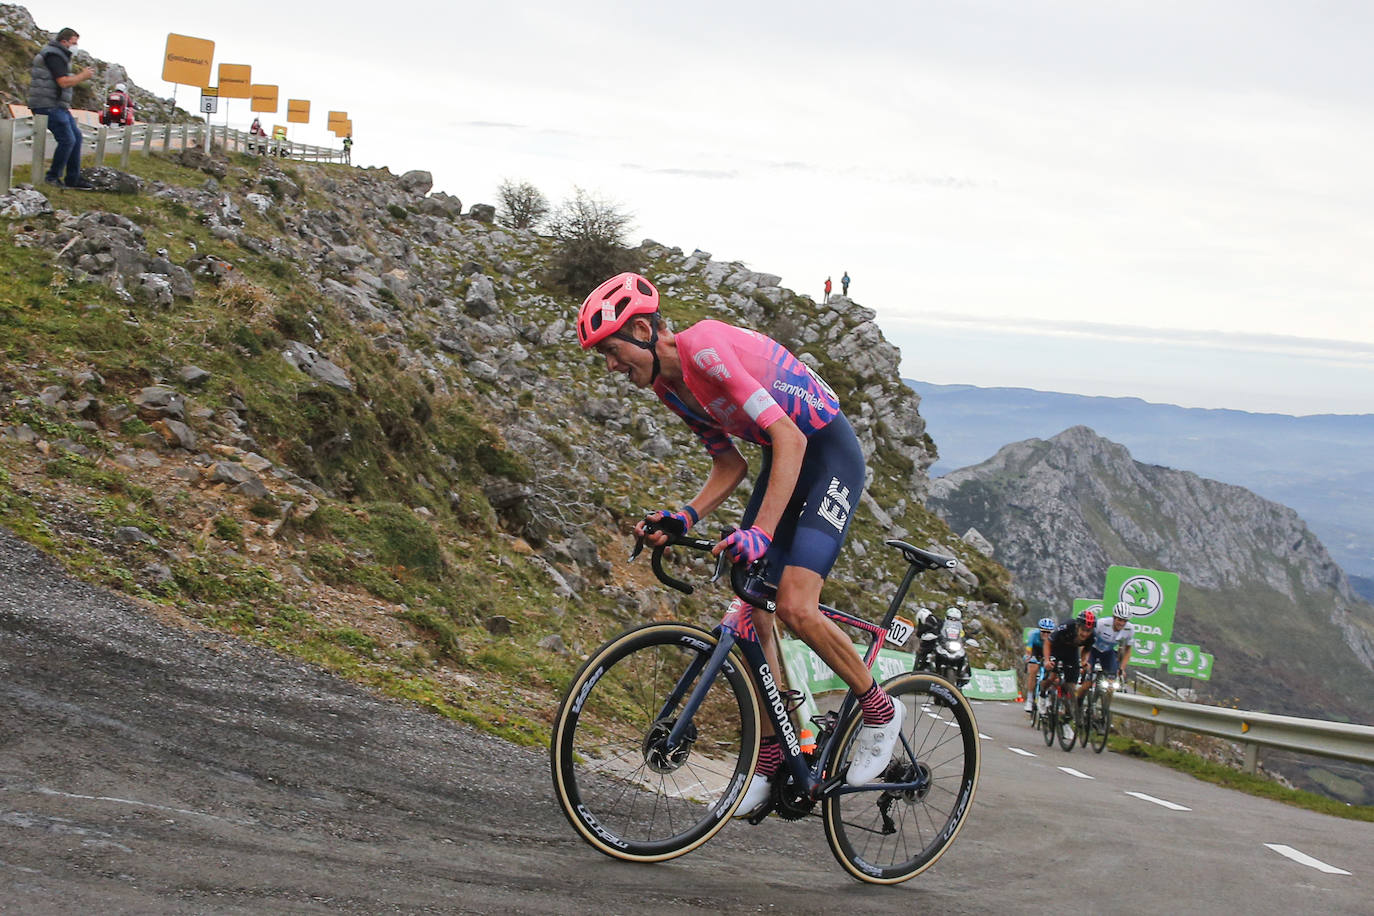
(1023, 603, 1136, 721)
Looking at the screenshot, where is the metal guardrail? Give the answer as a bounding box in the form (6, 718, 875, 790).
(1, 116, 344, 194)
(1111, 691, 1374, 774)
(1128, 670, 1183, 700)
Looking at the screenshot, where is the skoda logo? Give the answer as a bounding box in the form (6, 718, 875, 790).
(1118, 576, 1162, 615)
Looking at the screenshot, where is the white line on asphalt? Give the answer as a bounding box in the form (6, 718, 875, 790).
(979, 733, 993, 740)
(1058, 767, 1094, 779)
(1125, 791, 1190, 811)
(1263, 844, 1351, 876)
(1008, 747, 1037, 757)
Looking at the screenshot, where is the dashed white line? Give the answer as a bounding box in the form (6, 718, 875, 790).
(979, 733, 993, 740)
(1058, 766, 1093, 779)
(1125, 791, 1190, 811)
(1264, 844, 1351, 876)
(1008, 747, 1037, 757)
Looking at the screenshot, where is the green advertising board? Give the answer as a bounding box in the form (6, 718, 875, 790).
(1073, 598, 1103, 621)
(777, 638, 1020, 714)
(1129, 637, 1166, 668)
(1164, 643, 1214, 680)
(1103, 566, 1179, 643)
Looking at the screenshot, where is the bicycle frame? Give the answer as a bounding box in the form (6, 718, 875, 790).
(659, 547, 933, 803)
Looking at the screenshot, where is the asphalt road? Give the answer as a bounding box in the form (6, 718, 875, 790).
(2, 528, 1370, 914)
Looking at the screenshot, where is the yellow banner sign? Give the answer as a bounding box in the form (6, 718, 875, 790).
(250, 84, 278, 113)
(327, 110, 347, 127)
(330, 119, 353, 136)
(287, 99, 310, 124)
(163, 33, 215, 88)
(217, 64, 252, 99)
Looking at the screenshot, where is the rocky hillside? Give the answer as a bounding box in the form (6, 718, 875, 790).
(1, 4, 196, 122)
(927, 426, 1374, 717)
(0, 138, 1018, 749)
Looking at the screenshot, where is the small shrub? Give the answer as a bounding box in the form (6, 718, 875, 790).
(212, 514, 245, 546)
(387, 203, 408, 221)
(497, 179, 549, 230)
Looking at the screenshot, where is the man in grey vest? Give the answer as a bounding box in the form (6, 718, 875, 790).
(28, 27, 95, 189)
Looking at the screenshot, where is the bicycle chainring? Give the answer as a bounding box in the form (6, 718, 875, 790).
(772, 776, 817, 821)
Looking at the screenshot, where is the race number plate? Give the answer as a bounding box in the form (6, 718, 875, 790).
(887, 615, 915, 647)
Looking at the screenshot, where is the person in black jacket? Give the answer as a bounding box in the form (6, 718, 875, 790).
(27, 27, 95, 189)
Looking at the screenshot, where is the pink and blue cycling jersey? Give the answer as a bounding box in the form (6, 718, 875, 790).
(653, 320, 841, 455)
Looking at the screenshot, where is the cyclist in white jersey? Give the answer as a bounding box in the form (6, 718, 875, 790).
(1089, 602, 1136, 680)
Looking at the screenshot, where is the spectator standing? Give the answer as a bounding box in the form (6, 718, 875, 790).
(342, 134, 353, 165)
(28, 27, 95, 189)
(248, 117, 267, 154)
(824, 276, 832, 302)
(841, 271, 850, 297)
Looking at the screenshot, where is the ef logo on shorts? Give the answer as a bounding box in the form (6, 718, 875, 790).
(817, 477, 852, 532)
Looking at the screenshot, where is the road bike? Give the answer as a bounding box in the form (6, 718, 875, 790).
(1079, 662, 1121, 754)
(1039, 662, 1081, 752)
(550, 525, 981, 884)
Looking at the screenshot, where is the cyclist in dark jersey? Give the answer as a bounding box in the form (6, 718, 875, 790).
(577, 272, 903, 816)
(1046, 611, 1094, 699)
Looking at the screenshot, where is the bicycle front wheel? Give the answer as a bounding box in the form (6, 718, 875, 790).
(550, 622, 760, 862)
(1092, 691, 1111, 753)
(1057, 694, 1077, 751)
(1041, 692, 1057, 747)
(822, 673, 981, 885)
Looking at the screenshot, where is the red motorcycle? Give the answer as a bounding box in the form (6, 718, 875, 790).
(99, 84, 135, 126)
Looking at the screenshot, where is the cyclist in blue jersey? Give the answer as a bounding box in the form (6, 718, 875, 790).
(1023, 616, 1055, 712)
(577, 272, 904, 817)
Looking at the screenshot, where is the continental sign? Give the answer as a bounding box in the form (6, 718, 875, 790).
(217, 64, 252, 99)
(162, 34, 214, 88)
(250, 84, 279, 113)
(327, 110, 348, 128)
(287, 99, 310, 124)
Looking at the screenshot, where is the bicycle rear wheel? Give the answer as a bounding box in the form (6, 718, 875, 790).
(1092, 690, 1111, 753)
(1041, 692, 1056, 746)
(550, 622, 760, 862)
(822, 673, 981, 884)
(1079, 689, 1096, 749)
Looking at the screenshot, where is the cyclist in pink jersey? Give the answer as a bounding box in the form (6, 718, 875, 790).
(578, 272, 904, 816)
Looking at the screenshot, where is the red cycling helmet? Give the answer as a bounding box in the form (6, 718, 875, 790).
(577, 272, 659, 349)
(1077, 609, 1096, 628)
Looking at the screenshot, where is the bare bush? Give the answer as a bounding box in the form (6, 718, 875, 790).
(545, 188, 641, 294)
(497, 180, 550, 230)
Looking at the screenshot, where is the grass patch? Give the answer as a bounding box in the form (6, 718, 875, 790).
(1111, 736, 1374, 822)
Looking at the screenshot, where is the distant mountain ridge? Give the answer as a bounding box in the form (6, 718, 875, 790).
(906, 380, 1374, 579)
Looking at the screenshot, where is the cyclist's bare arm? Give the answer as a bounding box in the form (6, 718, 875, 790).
(711, 415, 806, 557)
(637, 448, 747, 546)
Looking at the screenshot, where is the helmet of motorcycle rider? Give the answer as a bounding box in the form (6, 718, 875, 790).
(115, 82, 127, 92)
(945, 607, 962, 621)
(1037, 616, 1055, 631)
(916, 607, 932, 625)
(1112, 601, 1133, 621)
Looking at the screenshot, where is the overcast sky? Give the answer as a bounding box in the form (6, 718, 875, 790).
(29, 0, 1374, 416)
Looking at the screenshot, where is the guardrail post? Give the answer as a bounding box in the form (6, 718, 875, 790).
(94, 125, 108, 165)
(142, 122, 152, 155)
(1243, 743, 1258, 775)
(0, 120, 13, 194)
(1153, 723, 1166, 746)
(120, 126, 132, 168)
(31, 113, 48, 183)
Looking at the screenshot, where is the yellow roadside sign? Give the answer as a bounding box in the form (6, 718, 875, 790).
(217, 64, 252, 99)
(163, 33, 214, 88)
(327, 110, 348, 128)
(250, 84, 279, 113)
(287, 99, 310, 124)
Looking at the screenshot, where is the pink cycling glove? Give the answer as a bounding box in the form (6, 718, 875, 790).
(721, 525, 772, 563)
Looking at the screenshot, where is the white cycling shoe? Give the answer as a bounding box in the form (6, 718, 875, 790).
(846, 697, 906, 785)
(733, 773, 772, 818)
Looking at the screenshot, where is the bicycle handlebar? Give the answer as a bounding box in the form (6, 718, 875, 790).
(631, 520, 768, 605)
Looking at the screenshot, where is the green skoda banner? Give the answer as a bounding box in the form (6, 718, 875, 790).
(1073, 598, 1103, 621)
(1103, 566, 1179, 643)
(778, 639, 1019, 718)
(1127, 639, 1214, 679)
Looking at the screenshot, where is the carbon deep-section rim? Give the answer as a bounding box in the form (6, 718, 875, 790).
(550, 622, 759, 862)
(822, 673, 981, 884)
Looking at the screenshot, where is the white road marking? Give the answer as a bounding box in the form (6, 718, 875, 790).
(1125, 791, 1190, 811)
(1264, 844, 1351, 876)
(1008, 747, 1037, 757)
(979, 733, 993, 740)
(1058, 767, 1094, 779)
